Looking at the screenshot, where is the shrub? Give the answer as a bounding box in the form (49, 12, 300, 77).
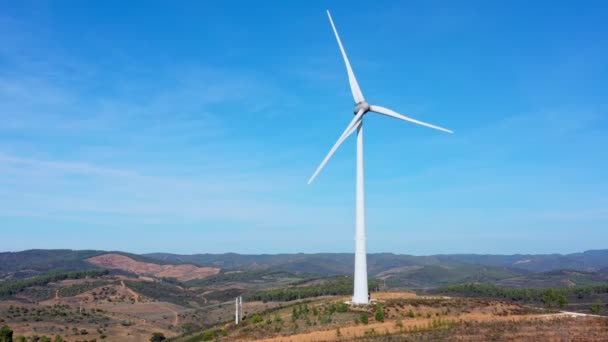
(591, 299, 604, 314)
(250, 314, 264, 324)
(336, 302, 348, 313)
(0, 325, 13, 342)
(201, 331, 216, 341)
(375, 304, 385, 322)
(149, 332, 166, 342)
(360, 313, 368, 324)
(557, 295, 568, 309)
(319, 313, 332, 324)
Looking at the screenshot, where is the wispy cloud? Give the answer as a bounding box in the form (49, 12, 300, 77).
(0, 14, 320, 230)
(0, 151, 350, 228)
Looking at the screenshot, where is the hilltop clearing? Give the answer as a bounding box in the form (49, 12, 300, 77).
(86, 253, 220, 281)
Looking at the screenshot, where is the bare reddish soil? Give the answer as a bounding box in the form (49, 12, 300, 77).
(87, 254, 220, 281)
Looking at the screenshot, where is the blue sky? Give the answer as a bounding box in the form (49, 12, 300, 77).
(1, 1, 607, 255)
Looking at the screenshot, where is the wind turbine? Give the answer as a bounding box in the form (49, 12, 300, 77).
(308, 10, 453, 304)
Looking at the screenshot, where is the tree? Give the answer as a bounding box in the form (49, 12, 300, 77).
(543, 289, 556, 308)
(0, 325, 12, 342)
(557, 295, 568, 309)
(149, 332, 166, 342)
(375, 304, 385, 322)
(591, 299, 604, 315)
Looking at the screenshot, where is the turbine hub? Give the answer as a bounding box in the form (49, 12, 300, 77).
(354, 101, 370, 114)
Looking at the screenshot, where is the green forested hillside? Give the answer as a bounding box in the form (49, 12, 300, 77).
(145, 250, 608, 275)
(384, 265, 526, 288)
(0, 269, 109, 297)
(0, 249, 177, 279)
(2, 249, 608, 290)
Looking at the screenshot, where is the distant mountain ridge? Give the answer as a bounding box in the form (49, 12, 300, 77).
(0, 249, 175, 280)
(2, 249, 608, 288)
(144, 250, 608, 274)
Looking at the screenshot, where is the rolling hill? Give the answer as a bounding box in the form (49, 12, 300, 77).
(2, 249, 608, 289)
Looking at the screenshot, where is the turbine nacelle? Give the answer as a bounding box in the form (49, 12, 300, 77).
(354, 101, 370, 115)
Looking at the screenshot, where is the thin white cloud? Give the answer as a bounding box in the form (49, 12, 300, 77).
(0, 151, 351, 229)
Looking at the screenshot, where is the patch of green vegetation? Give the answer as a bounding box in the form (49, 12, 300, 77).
(0, 324, 13, 341)
(360, 313, 368, 324)
(184, 270, 311, 288)
(335, 302, 348, 313)
(201, 288, 244, 302)
(58, 281, 110, 297)
(388, 264, 523, 288)
(0, 270, 109, 298)
(149, 332, 166, 341)
(438, 283, 608, 306)
(177, 329, 225, 342)
(1, 304, 110, 326)
(374, 304, 384, 322)
(123, 280, 204, 307)
(591, 299, 604, 314)
(0, 250, 106, 275)
(250, 314, 264, 324)
(247, 277, 379, 302)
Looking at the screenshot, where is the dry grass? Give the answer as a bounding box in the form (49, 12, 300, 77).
(214, 292, 607, 342)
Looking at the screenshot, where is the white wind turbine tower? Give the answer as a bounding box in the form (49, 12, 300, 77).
(308, 10, 453, 304)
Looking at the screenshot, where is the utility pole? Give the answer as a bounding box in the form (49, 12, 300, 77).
(239, 296, 243, 321)
(235, 297, 239, 324)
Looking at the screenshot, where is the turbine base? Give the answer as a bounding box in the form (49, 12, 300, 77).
(344, 298, 376, 306)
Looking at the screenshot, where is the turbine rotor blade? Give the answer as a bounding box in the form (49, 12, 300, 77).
(345, 115, 362, 138)
(369, 105, 453, 134)
(326, 10, 365, 104)
(308, 109, 365, 184)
